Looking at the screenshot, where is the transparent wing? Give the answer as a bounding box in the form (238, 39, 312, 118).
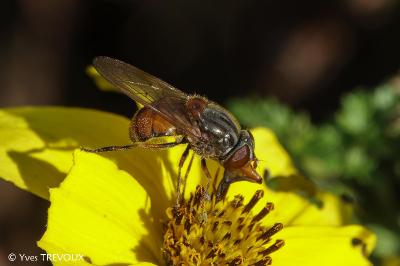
(93, 56, 203, 140)
(93, 56, 187, 105)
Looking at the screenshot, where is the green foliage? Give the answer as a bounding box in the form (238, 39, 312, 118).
(227, 79, 400, 261)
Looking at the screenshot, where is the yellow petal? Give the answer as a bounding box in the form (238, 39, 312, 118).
(39, 150, 163, 265)
(0, 106, 197, 213)
(226, 180, 353, 227)
(86, 66, 116, 92)
(0, 107, 133, 199)
(51, 261, 157, 266)
(131, 263, 159, 266)
(289, 191, 353, 226)
(251, 127, 297, 178)
(271, 225, 376, 266)
(224, 128, 349, 226)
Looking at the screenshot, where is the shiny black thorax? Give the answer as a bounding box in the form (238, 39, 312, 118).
(187, 102, 253, 161)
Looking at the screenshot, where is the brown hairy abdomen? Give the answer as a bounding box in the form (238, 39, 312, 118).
(130, 107, 176, 141)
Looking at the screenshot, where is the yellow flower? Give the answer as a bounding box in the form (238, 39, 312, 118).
(0, 107, 376, 266)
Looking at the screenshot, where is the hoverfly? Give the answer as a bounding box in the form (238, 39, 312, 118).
(84, 56, 262, 202)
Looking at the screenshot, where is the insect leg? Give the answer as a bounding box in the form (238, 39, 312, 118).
(200, 158, 212, 201)
(81, 140, 181, 153)
(81, 144, 136, 153)
(181, 152, 195, 202)
(211, 167, 220, 201)
(175, 145, 191, 207)
(215, 171, 232, 203)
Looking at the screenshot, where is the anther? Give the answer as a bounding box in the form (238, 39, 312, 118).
(254, 257, 272, 266)
(223, 220, 233, 226)
(163, 186, 285, 265)
(242, 190, 264, 214)
(258, 240, 285, 256)
(212, 221, 219, 232)
(222, 232, 232, 241)
(257, 223, 283, 241)
(231, 195, 244, 208)
(229, 256, 244, 266)
(252, 202, 274, 223)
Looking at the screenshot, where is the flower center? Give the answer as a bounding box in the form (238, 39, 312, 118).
(162, 186, 284, 265)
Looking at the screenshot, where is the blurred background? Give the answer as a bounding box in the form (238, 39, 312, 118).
(0, 0, 399, 265)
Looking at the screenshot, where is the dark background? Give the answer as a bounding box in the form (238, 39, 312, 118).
(1, 0, 399, 265)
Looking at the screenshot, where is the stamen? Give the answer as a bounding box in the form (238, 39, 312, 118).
(222, 232, 232, 241)
(254, 257, 272, 266)
(258, 240, 285, 256)
(242, 190, 264, 214)
(229, 256, 244, 265)
(212, 221, 219, 232)
(252, 202, 274, 223)
(223, 220, 233, 226)
(162, 186, 284, 265)
(257, 223, 284, 241)
(231, 195, 244, 208)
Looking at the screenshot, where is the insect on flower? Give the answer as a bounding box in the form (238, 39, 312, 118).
(83, 56, 263, 203)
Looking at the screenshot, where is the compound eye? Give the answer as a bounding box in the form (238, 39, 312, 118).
(224, 145, 250, 169)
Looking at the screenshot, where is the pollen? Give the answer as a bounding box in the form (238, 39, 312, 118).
(162, 186, 284, 265)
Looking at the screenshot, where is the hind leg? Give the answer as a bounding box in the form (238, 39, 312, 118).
(81, 140, 181, 153)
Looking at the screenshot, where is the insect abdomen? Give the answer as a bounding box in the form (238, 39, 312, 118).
(130, 107, 176, 141)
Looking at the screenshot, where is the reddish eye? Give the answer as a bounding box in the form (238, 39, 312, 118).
(225, 145, 250, 169)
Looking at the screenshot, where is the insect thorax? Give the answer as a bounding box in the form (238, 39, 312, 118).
(189, 103, 241, 159)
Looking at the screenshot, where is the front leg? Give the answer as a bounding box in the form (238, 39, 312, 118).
(175, 145, 191, 207)
(215, 170, 234, 203)
(200, 158, 212, 201)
